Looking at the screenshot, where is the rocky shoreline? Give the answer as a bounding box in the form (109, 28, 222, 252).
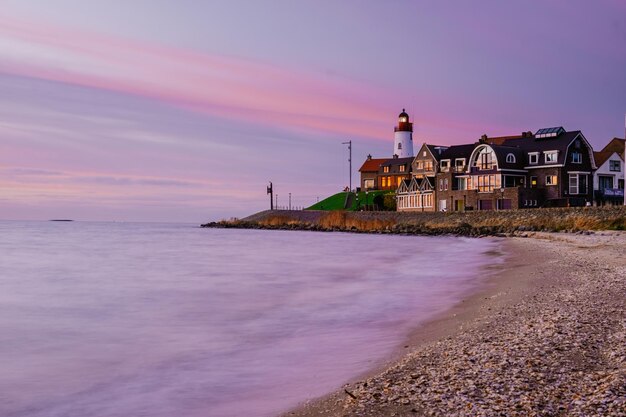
(285, 232, 626, 417)
(202, 206, 625, 237)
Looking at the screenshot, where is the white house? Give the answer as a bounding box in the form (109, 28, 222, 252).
(593, 137, 625, 205)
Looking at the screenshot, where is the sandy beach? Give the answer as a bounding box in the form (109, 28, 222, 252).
(285, 231, 626, 417)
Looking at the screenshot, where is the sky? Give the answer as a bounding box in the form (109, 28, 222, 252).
(1, 1, 625, 222)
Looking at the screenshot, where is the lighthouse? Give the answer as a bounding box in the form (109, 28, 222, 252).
(393, 109, 414, 158)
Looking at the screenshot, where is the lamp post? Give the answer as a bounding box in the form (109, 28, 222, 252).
(267, 182, 273, 210)
(365, 191, 369, 211)
(342, 140, 352, 192)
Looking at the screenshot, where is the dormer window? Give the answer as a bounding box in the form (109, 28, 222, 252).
(455, 159, 465, 168)
(545, 151, 558, 163)
(506, 153, 516, 163)
(399, 164, 406, 172)
(383, 166, 390, 173)
(440, 160, 450, 171)
(529, 152, 539, 165)
(571, 152, 582, 164)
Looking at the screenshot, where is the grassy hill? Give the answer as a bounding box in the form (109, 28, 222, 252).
(306, 190, 392, 211)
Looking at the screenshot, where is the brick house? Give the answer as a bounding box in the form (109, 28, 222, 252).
(358, 155, 389, 191)
(378, 156, 413, 191)
(397, 127, 596, 211)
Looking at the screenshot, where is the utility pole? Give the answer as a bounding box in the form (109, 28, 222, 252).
(342, 140, 352, 191)
(267, 182, 273, 210)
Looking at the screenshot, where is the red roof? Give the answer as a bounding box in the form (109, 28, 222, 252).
(594, 151, 614, 167)
(601, 138, 625, 156)
(359, 158, 388, 172)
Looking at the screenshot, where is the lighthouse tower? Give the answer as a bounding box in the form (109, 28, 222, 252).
(393, 109, 414, 158)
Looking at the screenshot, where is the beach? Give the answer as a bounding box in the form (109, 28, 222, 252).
(286, 231, 626, 416)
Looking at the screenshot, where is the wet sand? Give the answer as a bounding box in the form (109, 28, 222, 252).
(284, 232, 626, 416)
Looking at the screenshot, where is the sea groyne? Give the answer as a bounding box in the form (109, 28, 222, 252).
(202, 206, 626, 236)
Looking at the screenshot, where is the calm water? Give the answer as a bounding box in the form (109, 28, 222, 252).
(0, 221, 501, 417)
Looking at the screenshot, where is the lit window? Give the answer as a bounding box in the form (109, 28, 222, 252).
(609, 160, 621, 172)
(423, 151, 427, 157)
(571, 152, 582, 163)
(506, 153, 516, 163)
(546, 175, 558, 185)
(530, 176, 537, 188)
(529, 153, 539, 164)
(416, 161, 423, 170)
(399, 164, 406, 172)
(545, 151, 558, 163)
(383, 166, 390, 173)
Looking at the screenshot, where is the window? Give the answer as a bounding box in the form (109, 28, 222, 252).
(477, 174, 497, 192)
(423, 151, 427, 157)
(571, 152, 582, 164)
(416, 161, 423, 170)
(569, 174, 588, 195)
(399, 164, 406, 172)
(397, 177, 402, 187)
(506, 153, 516, 163)
(474, 147, 496, 170)
(424, 161, 433, 171)
(444, 178, 449, 191)
(440, 160, 450, 171)
(381, 177, 387, 187)
(546, 175, 558, 185)
(383, 166, 389, 173)
(397, 143, 402, 150)
(530, 176, 537, 188)
(364, 179, 374, 189)
(455, 159, 465, 170)
(457, 178, 467, 190)
(439, 179, 444, 191)
(529, 153, 539, 164)
(609, 160, 621, 172)
(545, 151, 558, 163)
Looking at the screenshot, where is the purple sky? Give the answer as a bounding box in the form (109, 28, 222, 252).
(1, 1, 625, 222)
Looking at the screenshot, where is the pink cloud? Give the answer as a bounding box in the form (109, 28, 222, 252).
(0, 14, 398, 141)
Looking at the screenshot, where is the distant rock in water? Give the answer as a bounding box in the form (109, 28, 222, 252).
(49, 219, 74, 222)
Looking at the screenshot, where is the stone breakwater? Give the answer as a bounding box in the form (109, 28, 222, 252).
(287, 232, 626, 417)
(202, 206, 626, 236)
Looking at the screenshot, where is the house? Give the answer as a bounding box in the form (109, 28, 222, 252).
(378, 156, 413, 191)
(397, 126, 596, 211)
(359, 155, 388, 191)
(593, 138, 625, 205)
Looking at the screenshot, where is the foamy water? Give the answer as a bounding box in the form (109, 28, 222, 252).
(0, 221, 501, 417)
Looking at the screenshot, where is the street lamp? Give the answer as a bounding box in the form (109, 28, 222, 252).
(342, 140, 352, 192)
(365, 191, 369, 211)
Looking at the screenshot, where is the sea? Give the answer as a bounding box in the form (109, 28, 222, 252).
(0, 221, 502, 417)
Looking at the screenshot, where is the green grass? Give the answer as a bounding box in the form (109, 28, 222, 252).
(306, 190, 391, 211)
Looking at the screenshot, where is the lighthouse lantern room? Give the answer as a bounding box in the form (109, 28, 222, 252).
(393, 108, 414, 158)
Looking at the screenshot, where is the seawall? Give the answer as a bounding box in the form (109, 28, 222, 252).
(202, 206, 626, 236)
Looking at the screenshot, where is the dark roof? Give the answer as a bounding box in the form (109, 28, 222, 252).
(398, 109, 409, 119)
(496, 131, 584, 165)
(491, 145, 526, 170)
(358, 158, 388, 172)
(439, 144, 475, 161)
(380, 156, 414, 167)
(425, 145, 449, 161)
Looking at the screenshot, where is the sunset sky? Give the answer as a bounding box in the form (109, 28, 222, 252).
(1, 1, 625, 222)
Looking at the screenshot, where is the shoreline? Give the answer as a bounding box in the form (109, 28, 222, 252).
(283, 231, 626, 416)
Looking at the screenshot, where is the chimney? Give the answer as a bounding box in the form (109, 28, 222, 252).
(367, 154, 372, 160)
(479, 134, 488, 143)
(393, 154, 399, 159)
